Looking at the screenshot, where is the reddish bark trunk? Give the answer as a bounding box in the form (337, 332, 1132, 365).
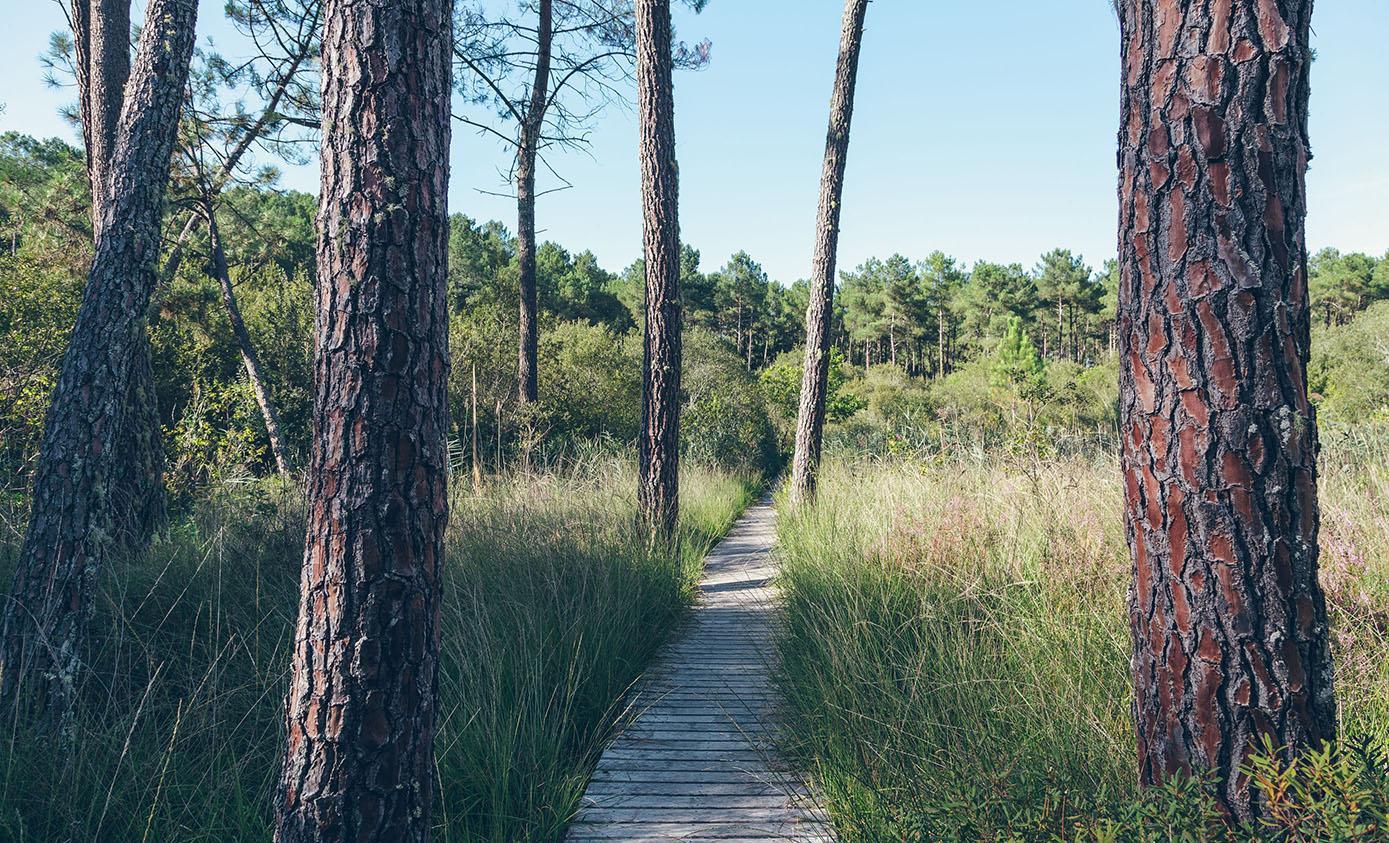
(0, 0, 197, 724)
(1117, 0, 1334, 818)
(272, 0, 453, 838)
(790, 0, 868, 505)
(635, 0, 682, 539)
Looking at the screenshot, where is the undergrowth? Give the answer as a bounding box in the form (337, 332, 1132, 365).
(775, 430, 1389, 841)
(0, 455, 756, 842)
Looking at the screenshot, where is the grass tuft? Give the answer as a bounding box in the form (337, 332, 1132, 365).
(0, 456, 755, 841)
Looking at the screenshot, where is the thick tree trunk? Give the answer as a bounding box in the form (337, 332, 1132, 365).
(789, 0, 868, 505)
(205, 207, 294, 476)
(0, 0, 197, 725)
(515, 0, 552, 406)
(272, 0, 452, 839)
(71, 0, 168, 555)
(635, 0, 682, 540)
(1117, 0, 1334, 819)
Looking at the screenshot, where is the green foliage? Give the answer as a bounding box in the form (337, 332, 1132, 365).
(0, 254, 81, 479)
(991, 315, 1045, 389)
(1310, 248, 1388, 328)
(538, 321, 641, 444)
(1311, 301, 1389, 423)
(0, 461, 757, 841)
(682, 328, 780, 472)
(759, 347, 863, 444)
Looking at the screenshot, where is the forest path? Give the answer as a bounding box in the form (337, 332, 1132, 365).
(566, 500, 834, 842)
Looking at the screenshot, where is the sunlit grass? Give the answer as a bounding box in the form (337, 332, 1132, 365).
(0, 455, 756, 842)
(775, 430, 1389, 840)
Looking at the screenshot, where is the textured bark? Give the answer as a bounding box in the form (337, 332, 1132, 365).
(70, 0, 168, 554)
(789, 0, 868, 506)
(272, 0, 452, 837)
(1117, 0, 1335, 818)
(515, 0, 552, 406)
(0, 0, 197, 723)
(635, 0, 682, 540)
(205, 207, 294, 476)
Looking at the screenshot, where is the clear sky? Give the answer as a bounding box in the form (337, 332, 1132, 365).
(2, 0, 1386, 283)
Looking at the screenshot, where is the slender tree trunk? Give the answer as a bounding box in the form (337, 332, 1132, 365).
(272, 0, 452, 838)
(937, 308, 946, 378)
(71, 0, 168, 555)
(635, 0, 682, 540)
(0, 0, 196, 726)
(1056, 296, 1064, 361)
(1117, 0, 1334, 819)
(205, 206, 293, 476)
(471, 364, 482, 488)
(515, 0, 552, 406)
(789, 0, 868, 505)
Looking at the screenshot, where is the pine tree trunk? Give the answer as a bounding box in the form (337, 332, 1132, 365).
(205, 206, 293, 476)
(635, 0, 682, 540)
(937, 308, 946, 378)
(789, 0, 868, 505)
(273, 0, 452, 838)
(72, 0, 168, 556)
(1117, 0, 1334, 819)
(515, 0, 551, 406)
(0, 0, 196, 725)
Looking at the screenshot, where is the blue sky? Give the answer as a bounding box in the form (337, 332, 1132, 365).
(2, 0, 1386, 283)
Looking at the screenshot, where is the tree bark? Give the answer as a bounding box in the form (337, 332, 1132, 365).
(0, 0, 196, 725)
(1117, 0, 1334, 819)
(789, 0, 868, 505)
(272, 0, 452, 839)
(515, 0, 552, 406)
(205, 205, 294, 476)
(635, 0, 682, 540)
(71, 0, 168, 555)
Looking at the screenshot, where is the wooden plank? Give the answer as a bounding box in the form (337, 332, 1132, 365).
(565, 502, 834, 841)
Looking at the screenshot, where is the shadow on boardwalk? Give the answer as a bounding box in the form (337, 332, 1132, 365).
(566, 500, 834, 842)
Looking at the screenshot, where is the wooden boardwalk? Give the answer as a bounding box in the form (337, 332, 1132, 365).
(566, 501, 833, 842)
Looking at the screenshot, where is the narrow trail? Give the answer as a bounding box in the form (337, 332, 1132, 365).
(566, 500, 834, 842)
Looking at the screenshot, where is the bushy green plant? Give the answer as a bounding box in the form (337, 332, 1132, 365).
(537, 321, 641, 445)
(682, 327, 779, 472)
(991, 315, 1045, 390)
(1311, 302, 1389, 423)
(759, 347, 864, 445)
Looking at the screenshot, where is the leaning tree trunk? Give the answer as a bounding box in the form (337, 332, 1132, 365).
(205, 206, 294, 476)
(515, 0, 552, 406)
(789, 0, 869, 506)
(71, 0, 168, 555)
(273, 0, 452, 838)
(0, 0, 197, 725)
(1117, 0, 1334, 819)
(635, 0, 682, 540)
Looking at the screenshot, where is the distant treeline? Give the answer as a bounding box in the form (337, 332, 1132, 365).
(3, 130, 1387, 485)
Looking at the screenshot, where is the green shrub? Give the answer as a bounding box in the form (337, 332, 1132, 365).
(682, 327, 779, 473)
(1311, 302, 1389, 423)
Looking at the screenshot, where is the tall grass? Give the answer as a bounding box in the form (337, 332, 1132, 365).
(0, 456, 756, 842)
(775, 432, 1389, 840)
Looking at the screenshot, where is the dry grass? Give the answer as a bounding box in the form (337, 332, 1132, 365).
(775, 430, 1389, 840)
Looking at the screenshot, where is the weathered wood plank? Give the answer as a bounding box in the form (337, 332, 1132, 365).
(565, 501, 835, 841)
